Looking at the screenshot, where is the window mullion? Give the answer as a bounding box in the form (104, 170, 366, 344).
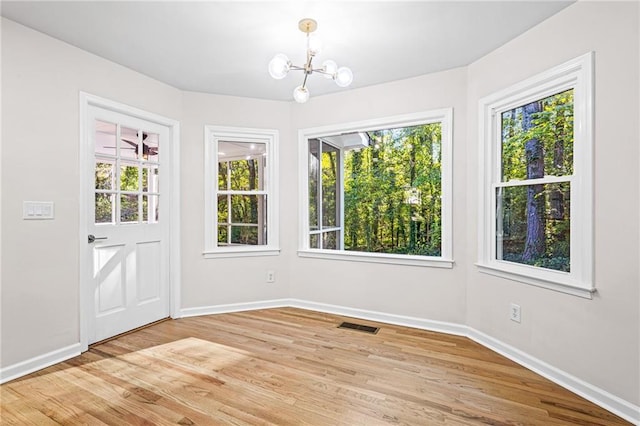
(317, 141, 323, 249)
(496, 175, 573, 188)
(495, 186, 503, 262)
(115, 123, 121, 225)
(338, 147, 344, 250)
(309, 227, 341, 235)
(226, 161, 231, 245)
(226, 192, 231, 245)
(137, 129, 143, 223)
(217, 190, 268, 195)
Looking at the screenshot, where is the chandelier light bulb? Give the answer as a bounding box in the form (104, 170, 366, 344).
(307, 34, 322, 56)
(268, 54, 290, 79)
(293, 85, 310, 103)
(322, 60, 337, 79)
(335, 67, 353, 87)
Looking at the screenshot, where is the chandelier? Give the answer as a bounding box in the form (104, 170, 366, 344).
(268, 18, 353, 103)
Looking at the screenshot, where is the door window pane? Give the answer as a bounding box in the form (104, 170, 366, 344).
(95, 121, 117, 156)
(142, 166, 159, 192)
(143, 195, 159, 223)
(120, 194, 139, 223)
(142, 132, 159, 161)
(120, 164, 139, 191)
(95, 162, 114, 190)
(120, 127, 139, 160)
(95, 193, 114, 224)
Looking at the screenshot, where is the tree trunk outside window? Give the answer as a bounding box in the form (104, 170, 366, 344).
(522, 101, 545, 263)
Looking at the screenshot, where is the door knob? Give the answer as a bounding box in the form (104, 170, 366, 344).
(88, 234, 108, 243)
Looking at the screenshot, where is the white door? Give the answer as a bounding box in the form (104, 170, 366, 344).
(86, 105, 170, 344)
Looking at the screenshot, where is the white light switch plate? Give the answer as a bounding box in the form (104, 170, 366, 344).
(23, 201, 55, 220)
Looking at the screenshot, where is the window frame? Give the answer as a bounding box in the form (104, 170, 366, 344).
(308, 139, 343, 250)
(477, 52, 594, 298)
(298, 109, 454, 268)
(204, 125, 279, 258)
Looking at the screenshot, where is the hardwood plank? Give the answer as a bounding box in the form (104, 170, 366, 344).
(1, 308, 631, 425)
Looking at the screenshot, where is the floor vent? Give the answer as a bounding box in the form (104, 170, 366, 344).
(338, 322, 379, 334)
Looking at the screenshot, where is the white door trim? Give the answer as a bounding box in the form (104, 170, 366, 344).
(79, 92, 181, 352)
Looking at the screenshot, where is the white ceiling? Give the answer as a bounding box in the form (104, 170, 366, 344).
(1, 1, 573, 101)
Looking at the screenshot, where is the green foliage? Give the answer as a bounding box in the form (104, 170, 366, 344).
(341, 123, 443, 256)
(95, 163, 114, 223)
(499, 90, 573, 272)
(119, 165, 139, 222)
(217, 158, 264, 245)
(501, 90, 574, 181)
(95, 193, 113, 223)
(94, 155, 159, 225)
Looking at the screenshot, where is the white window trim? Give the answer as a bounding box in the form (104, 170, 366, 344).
(204, 125, 279, 258)
(477, 52, 594, 298)
(298, 109, 454, 268)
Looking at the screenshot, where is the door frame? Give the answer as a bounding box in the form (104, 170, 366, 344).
(78, 92, 181, 352)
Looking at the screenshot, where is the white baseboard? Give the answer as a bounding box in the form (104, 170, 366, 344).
(287, 298, 469, 337)
(467, 328, 640, 425)
(179, 298, 291, 318)
(0, 343, 81, 384)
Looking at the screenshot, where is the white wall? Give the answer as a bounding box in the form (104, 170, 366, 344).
(0, 18, 182, 366)
(179, 91, 291, 310)
(465, 1, 639, 405)
(288, 68, 469, 324)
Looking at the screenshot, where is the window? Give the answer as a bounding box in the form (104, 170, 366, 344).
(204, 126, 279, 257)
(94, 121, 160, 225)
(299, 109, 453, 268)
(478, 53, 594, 298)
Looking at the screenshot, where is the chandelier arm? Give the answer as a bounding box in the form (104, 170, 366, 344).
(313, 69, 333, 76)
(301, 72, 310, 89)
(304, 55, 314, 73)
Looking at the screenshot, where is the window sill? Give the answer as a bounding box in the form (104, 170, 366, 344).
(298, 249, 454, 268)
(475, 262, 595, 299)
(203, 247, 280, 259)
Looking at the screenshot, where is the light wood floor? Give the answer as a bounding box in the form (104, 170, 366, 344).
(0, 308, 631, 425)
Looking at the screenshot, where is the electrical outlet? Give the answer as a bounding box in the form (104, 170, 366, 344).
(510, 303, 521, 323)
(266, 270, 275, 283)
